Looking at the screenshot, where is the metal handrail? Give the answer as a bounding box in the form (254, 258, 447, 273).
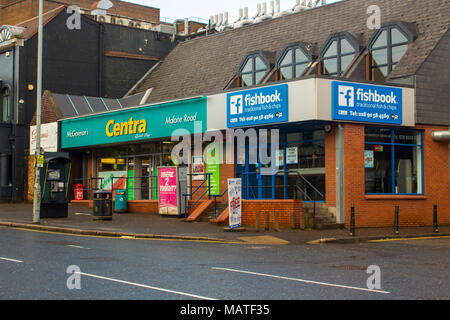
(183, 173, 212, 218)
(212, 188, 228, 218)
(287, 170, 325, 200)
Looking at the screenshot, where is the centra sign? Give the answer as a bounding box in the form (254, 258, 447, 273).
(106, 117, 147, 137)
(60, 97, 207, 149)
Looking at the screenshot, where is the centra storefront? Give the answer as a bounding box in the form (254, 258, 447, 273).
(60, 97, 207, 202)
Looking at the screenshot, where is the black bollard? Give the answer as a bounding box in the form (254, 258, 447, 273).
(433, 204, 439, 233)
(349, 206, 355, 236)
(394, 206, 399, 235)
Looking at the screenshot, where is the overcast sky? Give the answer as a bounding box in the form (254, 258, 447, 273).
(125, 0, 342, 23)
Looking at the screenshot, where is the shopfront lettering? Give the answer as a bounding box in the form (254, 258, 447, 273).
(105, 118, 147, 137)
(165, 113, 198, 125)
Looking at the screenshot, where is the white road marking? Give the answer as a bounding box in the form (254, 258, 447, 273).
(77, 272, 217, 300)
(66, 245, 85, 249)
(0, 257, 23, 263)
(212, 267, 391, 294)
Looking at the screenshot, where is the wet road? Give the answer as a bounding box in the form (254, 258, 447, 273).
(0, 226, 449, 301)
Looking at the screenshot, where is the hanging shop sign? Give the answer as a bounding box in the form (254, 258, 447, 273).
(332, 81, 403, 125)
(30, 122, 58, 155)
(60, 97, 207, 149)
(228, 178, 242, 229)
(227, 84, 289, 128)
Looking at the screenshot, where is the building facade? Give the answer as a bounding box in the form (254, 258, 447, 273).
(35, 0, 450, 228)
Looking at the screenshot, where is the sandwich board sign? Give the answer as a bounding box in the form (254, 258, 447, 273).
(227, 178, 242, 229)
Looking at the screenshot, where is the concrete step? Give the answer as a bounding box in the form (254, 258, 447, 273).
(186, 200, 215, 222)
(315, 223, 345, 230)
(210, 207, 229, 225)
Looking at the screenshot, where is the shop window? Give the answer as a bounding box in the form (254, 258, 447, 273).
(319, 33, 359, 77)
(276, 44, 312, 80)
(368, 24, 414, 81)
(238, 53, 269, 87)
(364, 127, 423, 195)
(1, 86, 11, 123)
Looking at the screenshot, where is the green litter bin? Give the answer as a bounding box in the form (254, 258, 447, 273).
(114, 190, 128, 213)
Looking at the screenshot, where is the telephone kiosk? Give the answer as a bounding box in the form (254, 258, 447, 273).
(39, 152, 71, 218)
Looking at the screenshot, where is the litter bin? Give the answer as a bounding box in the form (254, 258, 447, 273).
(93, 190, 112, 220)
(114, 190, 128, 213)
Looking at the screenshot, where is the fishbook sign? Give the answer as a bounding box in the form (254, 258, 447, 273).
(227, 84, 289, 128)
(332, 81, 403, 125)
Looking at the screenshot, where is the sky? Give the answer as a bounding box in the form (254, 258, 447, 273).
(125, 0, 342, 23)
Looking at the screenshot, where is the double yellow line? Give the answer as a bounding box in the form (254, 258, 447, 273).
(369, 235, 450, 243)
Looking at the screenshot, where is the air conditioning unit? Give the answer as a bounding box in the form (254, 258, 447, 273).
(154, 24, 176, 34)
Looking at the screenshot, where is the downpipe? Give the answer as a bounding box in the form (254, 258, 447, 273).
(431, 131, 450, 142)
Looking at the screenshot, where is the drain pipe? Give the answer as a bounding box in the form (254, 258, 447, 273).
(431, 131, 450, 142)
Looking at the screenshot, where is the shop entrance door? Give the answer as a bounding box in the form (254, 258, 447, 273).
(236, 142, 276, 200)
(149, 155, 162, 200)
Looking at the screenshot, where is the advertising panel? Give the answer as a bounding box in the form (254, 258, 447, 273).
(332, 81, 403, 125)
(228, 178, 242, 229)
(227, 84, 289, 128)
(158, 167, 179, 215)
(30, 122, 58, 155)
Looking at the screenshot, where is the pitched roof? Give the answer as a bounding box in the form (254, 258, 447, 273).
(133, 0, 450, 103)
(15, 5, 65, 40)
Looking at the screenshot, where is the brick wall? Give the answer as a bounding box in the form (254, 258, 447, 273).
(1, 0, 160, 26)
(343, 123, 450, 228)
(241, 200, 304, 229)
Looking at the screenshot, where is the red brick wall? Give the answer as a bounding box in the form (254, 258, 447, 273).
(343, 124, 450, 228)
(241, 200, 304, 229)
(1, 0, 160, 26)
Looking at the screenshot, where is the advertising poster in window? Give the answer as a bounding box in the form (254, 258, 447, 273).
(365, 150, 374, 169)
(192, 156, 204, 181)
(228, 178, 242, 229)
(286, 147, 298, 165)
(98, 171, 127, 191)
(158, 167, 179, 215)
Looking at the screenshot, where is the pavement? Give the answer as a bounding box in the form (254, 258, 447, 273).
(0, 202, 449, 245)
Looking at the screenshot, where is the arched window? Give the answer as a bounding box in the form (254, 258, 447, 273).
(276, 43, 312, 80)
(368, 23, 414, 81)
(238, 53, 269, 87)
(319, 33, 359, 77)
(1, 87, 11, 123)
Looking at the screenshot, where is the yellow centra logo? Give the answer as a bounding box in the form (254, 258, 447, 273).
(106, 118, 147, 137)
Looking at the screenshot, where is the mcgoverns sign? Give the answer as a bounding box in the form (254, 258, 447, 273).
(227, 84, 289, 128)
(60, 97, 206, 149)
(332, 81, 403, 125)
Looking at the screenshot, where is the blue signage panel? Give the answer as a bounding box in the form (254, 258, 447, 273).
(332, 81, 403, 125)
(227, 84, 289, 128)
